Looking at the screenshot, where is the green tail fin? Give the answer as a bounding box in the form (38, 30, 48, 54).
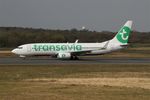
(112, 20, 133, 44)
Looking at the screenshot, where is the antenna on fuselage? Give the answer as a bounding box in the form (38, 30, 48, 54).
(75, 40, 79, 43)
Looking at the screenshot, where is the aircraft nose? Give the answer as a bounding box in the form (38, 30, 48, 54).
(11, 49, 17, 54)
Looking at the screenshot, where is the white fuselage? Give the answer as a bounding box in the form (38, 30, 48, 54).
(11, 40, 123, 57)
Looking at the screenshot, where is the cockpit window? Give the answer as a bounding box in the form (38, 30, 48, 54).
(18, 47, 23, 49)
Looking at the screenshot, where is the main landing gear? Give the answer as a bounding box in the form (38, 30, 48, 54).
(70, 56, 79, 60)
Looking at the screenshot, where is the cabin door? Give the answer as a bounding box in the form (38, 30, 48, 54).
(27, 45, 31, 52)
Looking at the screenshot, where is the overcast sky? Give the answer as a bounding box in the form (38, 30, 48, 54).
(0, 0, 150, 32)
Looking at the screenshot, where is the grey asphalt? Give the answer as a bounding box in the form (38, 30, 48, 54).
(0, 57, 150, 65)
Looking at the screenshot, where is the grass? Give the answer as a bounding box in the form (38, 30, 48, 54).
(1, 82, 150, 100)
(0, 64, 150, 81)
(0, 64, 150, 100)
(0, 51, 15, 57)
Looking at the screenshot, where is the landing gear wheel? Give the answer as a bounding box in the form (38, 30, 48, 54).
(70, 56, 79, 60)
(70, 56, 74, 60)
(74, 56, 79, 60)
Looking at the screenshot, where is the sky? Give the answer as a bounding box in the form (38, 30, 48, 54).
(0, 0, 150, 32)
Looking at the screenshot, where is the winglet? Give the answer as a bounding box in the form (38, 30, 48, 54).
(75, 40, 79, 43)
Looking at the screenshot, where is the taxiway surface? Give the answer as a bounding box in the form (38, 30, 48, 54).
(0, 57, 150, 65)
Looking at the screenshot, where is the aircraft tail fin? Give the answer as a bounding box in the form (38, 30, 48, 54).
(111, 20, 133, 45)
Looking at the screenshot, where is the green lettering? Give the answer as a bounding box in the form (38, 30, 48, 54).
(67, 44, 74, 51)
(32, 45, 38, 51)
(32, 44, 82, 52)
(43, 45, 48, 51)
(61, 45, 67, 51)
(76, 45, 82, 51)
(49, 45, 55, 51)
(38, 45, 43, 51)
(56, 45, 61, 51)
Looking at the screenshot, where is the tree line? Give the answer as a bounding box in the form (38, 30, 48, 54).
(0, 27, 149, 48)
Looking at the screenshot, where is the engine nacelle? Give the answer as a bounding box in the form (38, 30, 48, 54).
(57, 53, 71, 59)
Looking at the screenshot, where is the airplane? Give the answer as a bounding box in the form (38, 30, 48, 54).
(11, 20, 133, 60)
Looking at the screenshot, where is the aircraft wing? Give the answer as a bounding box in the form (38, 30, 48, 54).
(70, 50, 92, 56)
(55, 41, 110, 56)
(70, 41, 110, 56)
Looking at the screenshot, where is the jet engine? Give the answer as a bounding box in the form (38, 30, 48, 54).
(57, 53, 71, 59)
